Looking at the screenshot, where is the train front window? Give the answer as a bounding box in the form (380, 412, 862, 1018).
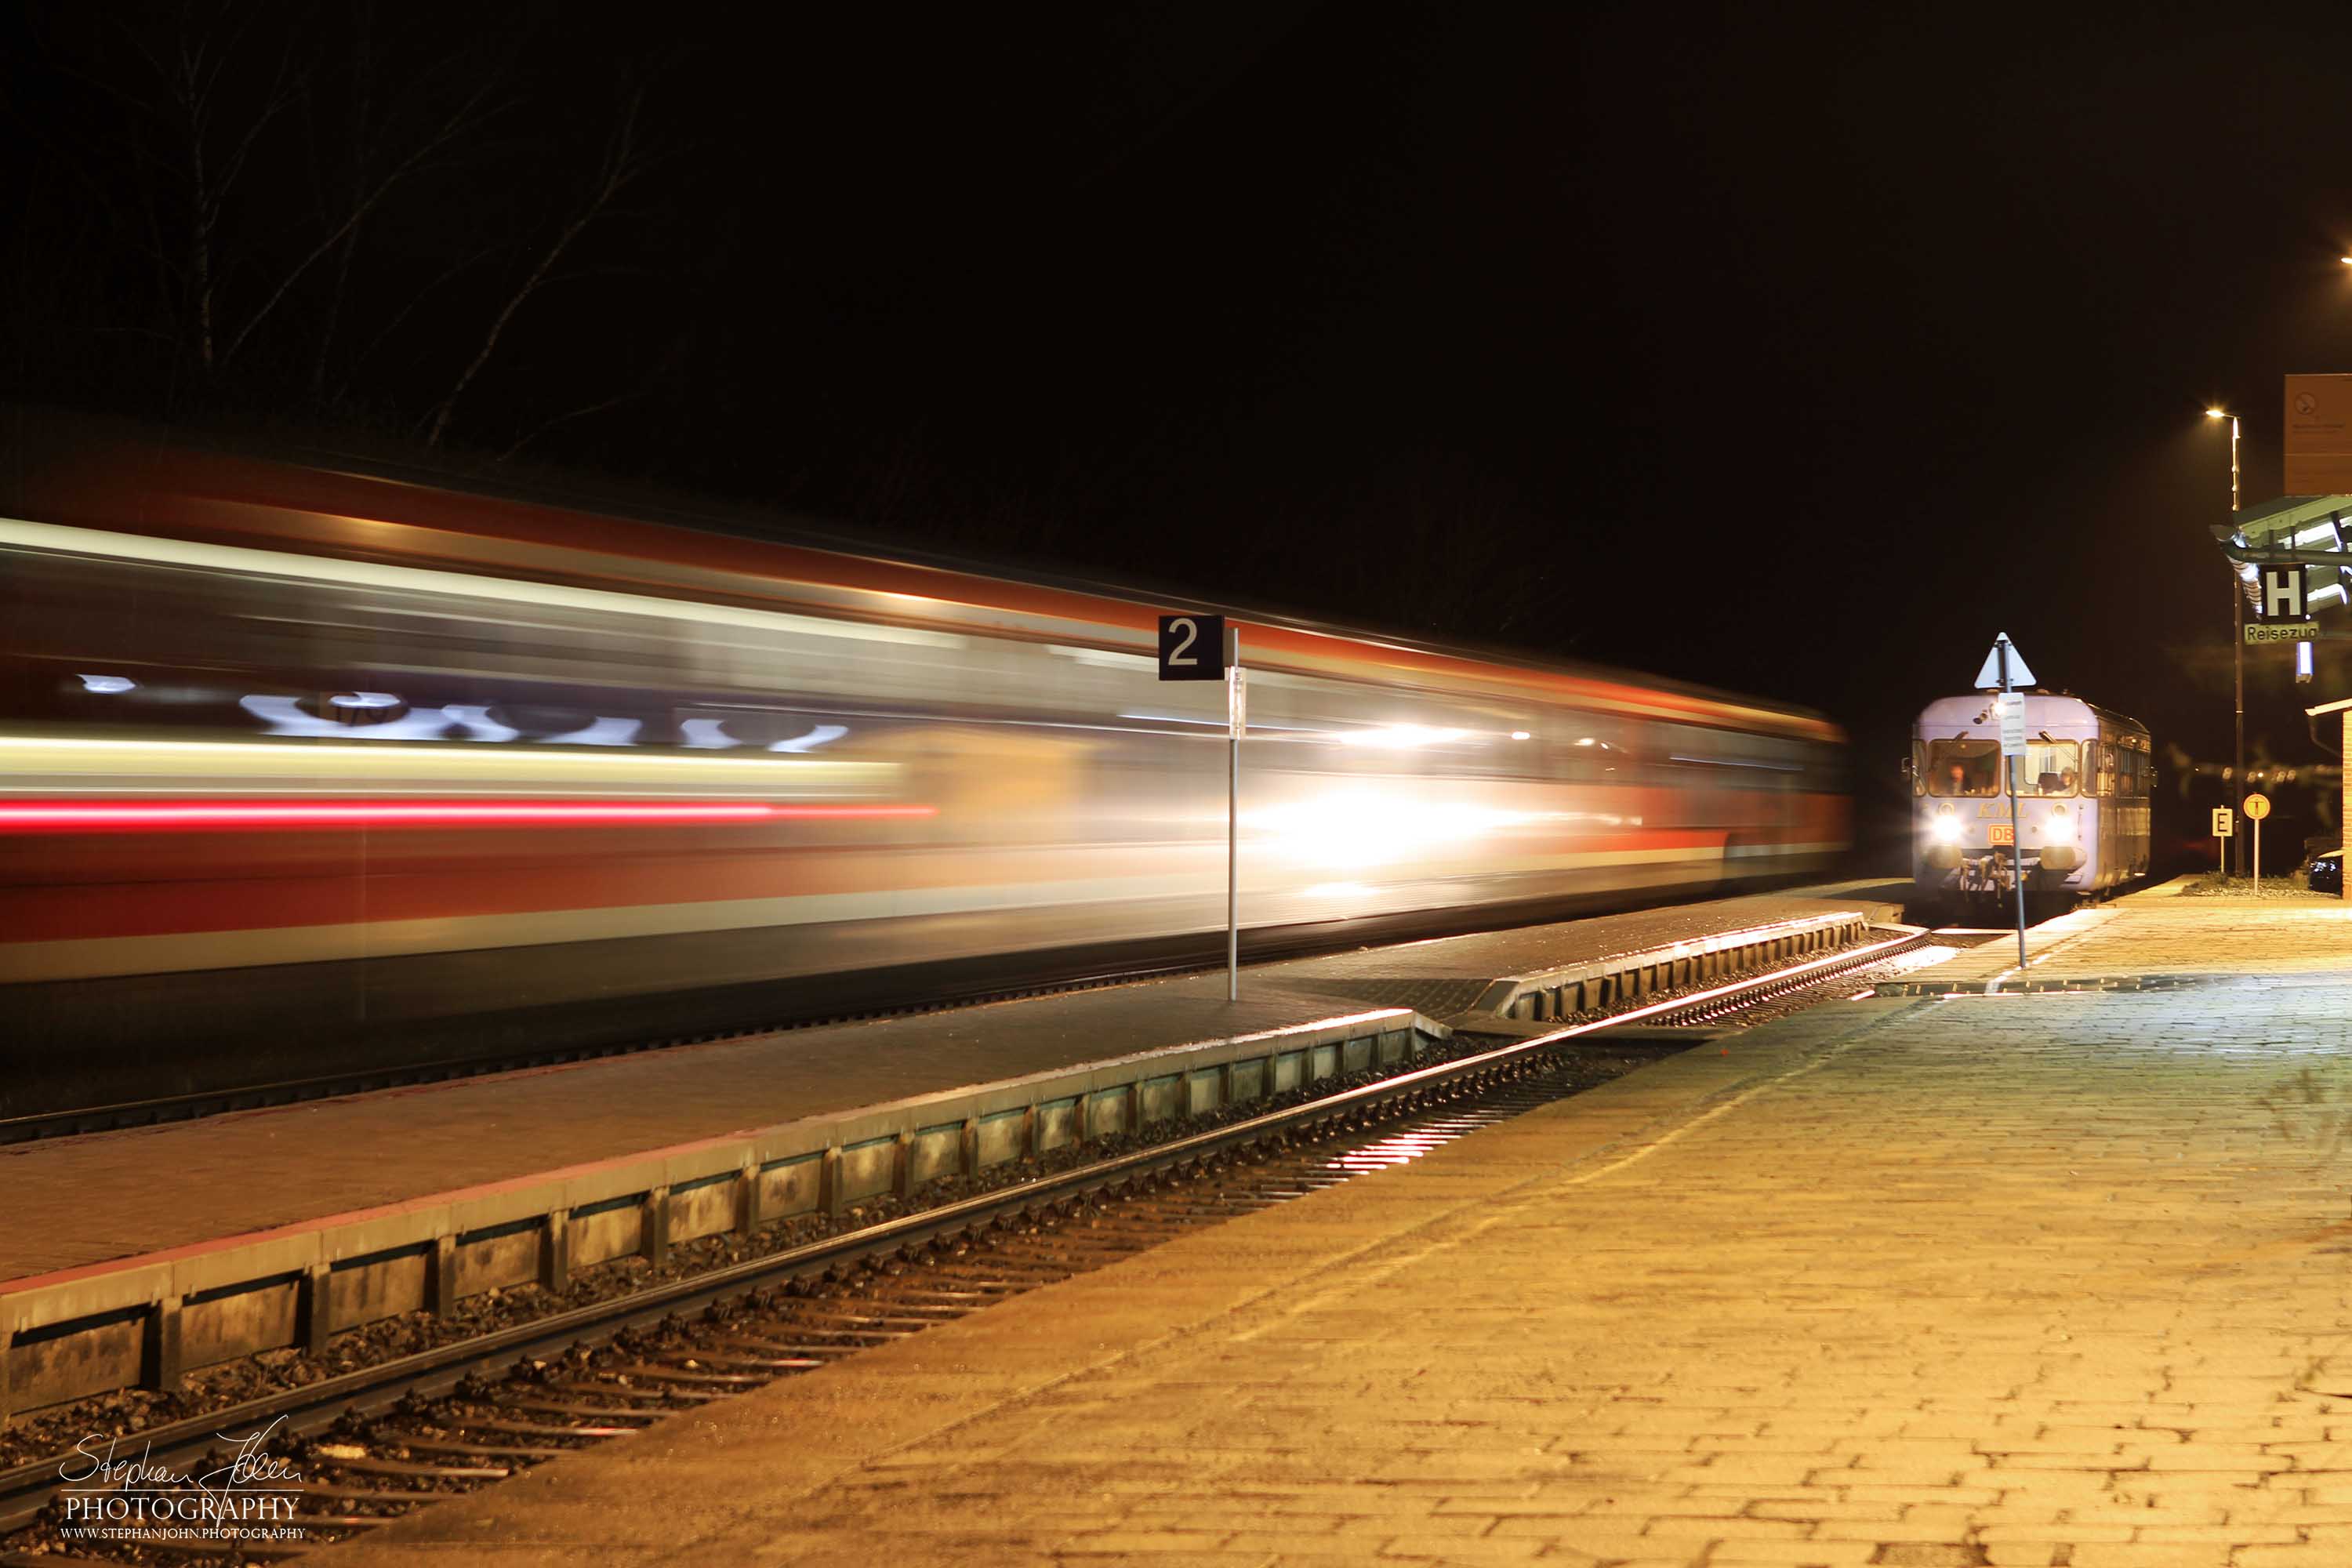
(2020, 740, 2080, 796)
(1925, 740, 2002, 797)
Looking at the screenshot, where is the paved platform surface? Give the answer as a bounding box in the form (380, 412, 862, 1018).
(316, 884, 2352, 1568)
(1907, 877, 2350, 989)
(0, 885, 1893, 1283)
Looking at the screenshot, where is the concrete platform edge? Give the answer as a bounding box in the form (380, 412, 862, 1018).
(0, 1005, 1437, 1418)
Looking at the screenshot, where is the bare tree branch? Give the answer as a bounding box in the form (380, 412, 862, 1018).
(421, 88, 646, 448)
(331, 240, 506, 405)
(309, 1, 371, 401)
(218, 65, 502, 369)
(495, 390, 640, 463)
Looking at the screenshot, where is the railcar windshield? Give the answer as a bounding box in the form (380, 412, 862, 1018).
(1925, 739, 2002, 797)
(2020, 739, 2079, 796)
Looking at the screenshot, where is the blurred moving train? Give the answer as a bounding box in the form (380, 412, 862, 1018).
(0, 425, 1849, 1120)
(1908, 692, 2151, 915)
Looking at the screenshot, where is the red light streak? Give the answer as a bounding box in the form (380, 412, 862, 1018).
(0, 800, 938, 833)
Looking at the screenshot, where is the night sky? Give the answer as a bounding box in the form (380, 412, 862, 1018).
(9, 2, 2352, 862)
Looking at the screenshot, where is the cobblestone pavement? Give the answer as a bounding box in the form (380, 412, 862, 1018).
(0, 886, 1893, 1283)
(1920, 879, 2352, 988)
(314, 889, 2352, 1567)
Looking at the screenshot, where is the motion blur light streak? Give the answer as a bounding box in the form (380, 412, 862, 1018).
(1335, 724, 1474, 749)
(0, 735, 895, 797)
(0, 800, 938, 833)
(0, 516, 964, 649)
(0, 438, 1846, 1039)
(768, 724, 851, 752)
(1245, 795, 1551, 868)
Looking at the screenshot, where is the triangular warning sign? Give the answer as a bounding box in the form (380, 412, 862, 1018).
(1973, 634, 2034, 691)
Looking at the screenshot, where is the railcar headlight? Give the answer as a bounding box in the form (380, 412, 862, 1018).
(2043, 806, 2074, 842)
(1929, 809, 1962, 844)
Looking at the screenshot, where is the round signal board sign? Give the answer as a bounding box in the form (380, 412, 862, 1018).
(2243, 792, 2271, 821)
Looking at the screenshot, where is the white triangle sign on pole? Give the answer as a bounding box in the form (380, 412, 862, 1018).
(1973, 633, 2034, 692)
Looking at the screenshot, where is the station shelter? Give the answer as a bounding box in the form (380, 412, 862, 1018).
(2218, 494, 2352, 891)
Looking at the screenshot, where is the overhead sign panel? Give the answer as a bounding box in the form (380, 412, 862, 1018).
(2285, 374, 2352, 495)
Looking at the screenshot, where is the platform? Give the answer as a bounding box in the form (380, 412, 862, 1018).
(1881, 876, 2351, 993)
(310, 881, 2352, 1568)
(0, 886, 1893, 1420)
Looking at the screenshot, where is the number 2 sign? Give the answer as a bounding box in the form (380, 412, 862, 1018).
(1156, 614, 1229, 681)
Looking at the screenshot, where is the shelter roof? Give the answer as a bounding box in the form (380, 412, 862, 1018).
(2214, 495, 2352, 551)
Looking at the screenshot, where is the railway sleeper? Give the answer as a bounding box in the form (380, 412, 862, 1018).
(318, 1456, 510, 1480)
(387, 1436, 572, 1463)
(550, 1379, 710, 1403)
(502, 1397, 666, 1421)
(452, 1416, 642, 1440)
(599, 1363, 769, 1386)
(297, 1483, 447, 1506)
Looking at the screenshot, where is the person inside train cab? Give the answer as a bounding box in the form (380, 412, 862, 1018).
(1946, 749, 1998, 796)
(2056, 767, 2078, 794)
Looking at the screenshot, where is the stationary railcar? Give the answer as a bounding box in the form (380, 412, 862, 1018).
(0, 432, 1849, 1118)
(1909, 693, 2151, 910)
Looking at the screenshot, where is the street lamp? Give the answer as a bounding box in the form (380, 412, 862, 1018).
(2206, 407, 2245, 876)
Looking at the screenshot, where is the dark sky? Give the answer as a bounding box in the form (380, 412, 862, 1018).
(10, 2, 2352, 844)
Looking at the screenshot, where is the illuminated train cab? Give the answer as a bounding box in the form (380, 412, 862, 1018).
(0, 436, 1849, 1117)
(1909, 693, 2151, 909)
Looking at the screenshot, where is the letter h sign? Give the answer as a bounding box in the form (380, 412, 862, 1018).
(2259, 564, 2311, 622)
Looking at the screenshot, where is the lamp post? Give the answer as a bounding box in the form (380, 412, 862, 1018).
(2206, 407, 2244, 876)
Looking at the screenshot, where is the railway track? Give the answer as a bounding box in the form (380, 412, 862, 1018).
(0, 925, 1942, 1560)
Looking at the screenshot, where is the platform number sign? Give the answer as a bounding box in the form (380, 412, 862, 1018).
(1156, 614, 1228, 681)
(2259, 565, 2312, 622)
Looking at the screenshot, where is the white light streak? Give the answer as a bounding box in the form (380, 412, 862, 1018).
(0, 517, 964, 650)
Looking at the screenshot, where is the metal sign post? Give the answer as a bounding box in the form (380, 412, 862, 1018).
(1225, 630, 1243, 1002)
(1984, 634, 2031, 970)
(2212, 807, 2234, 875)
(1156, 613, 1241, 1002)
(2244, 792, 2271, 893)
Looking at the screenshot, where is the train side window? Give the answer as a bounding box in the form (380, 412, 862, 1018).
(1557, 721, 1633, 782)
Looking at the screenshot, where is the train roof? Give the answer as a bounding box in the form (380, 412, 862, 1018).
(1, 408, 1842, 744)
(1915, 692, 2149, 737)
